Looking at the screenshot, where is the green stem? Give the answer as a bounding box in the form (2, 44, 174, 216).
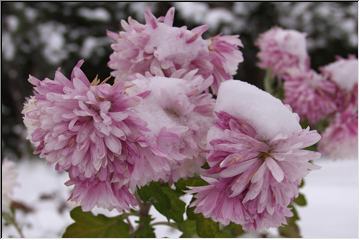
(264, 69, 274, 95)
(4, 211, 25, 238)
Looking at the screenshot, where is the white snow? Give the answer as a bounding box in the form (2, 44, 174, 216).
(322, 58, 358, 92)
(204, 9, 234, 29)
(78, 8, 110, 22)
(215, 80, 301, 140)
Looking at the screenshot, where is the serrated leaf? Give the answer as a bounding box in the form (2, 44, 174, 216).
(63, 207, 129, 238)
(138, 182, 185, 223)
(186, 206, 221, 238)
(178, 219, 197, 237)
(294, 193, 307, 206)
(278, 205, 301, 237)
(132, 215, 155, 238)
(175, 177, 207, 193)
(220, 223, 244, 237)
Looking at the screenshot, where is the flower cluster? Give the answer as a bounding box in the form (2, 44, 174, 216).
(190, 80, 321, 231)
(22, 8, 324, 232)
(108, 7, 243, 93)
(257, 28, 358, 159)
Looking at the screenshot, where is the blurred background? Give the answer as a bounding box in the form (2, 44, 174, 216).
(1, 2, 358, 238)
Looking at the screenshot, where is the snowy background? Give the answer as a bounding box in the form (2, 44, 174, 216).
(1, 2, 358, 238)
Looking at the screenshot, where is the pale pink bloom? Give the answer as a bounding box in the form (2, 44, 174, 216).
(190, 80, 320, 231)
(22, 61, 169, 211)
(256, 27, 310, 77)
(319, 99, 358, 160)
(66, 167, 137, 212)
(208, 35, 244, 92)
(2, 159, 18, 211)
(108, 7, 243, 93)
(321, 56, 358, 111)
(23, 60, 148, 178)
(283, 69, 338, 124)
(128, 74, 214, 182)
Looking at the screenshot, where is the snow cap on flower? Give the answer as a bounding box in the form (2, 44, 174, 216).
(319, 102, 358, 159)
(256, 27, 309, 76)
(283, 69, 338, 124)
(190, 80, 321, 231)
(108, 7, 243, 93)
(215, 80, 301, 140)
(2, 159, 18, 211)
(321, 56, 358, 92)
(128, 74, 214, 182)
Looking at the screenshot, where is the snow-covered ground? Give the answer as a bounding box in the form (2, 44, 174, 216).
(1, 158, 358, 238)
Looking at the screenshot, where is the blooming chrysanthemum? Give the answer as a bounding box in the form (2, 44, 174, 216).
(128, 73, 214, 182)
(2, 159, 18, 211)
(108, 7, 243, 93)
(321, 56, 358, 111)
(319, 99, 358, 160)
(190, 80, 320, 231)
(256, 27, 310, 77)
(283, 69, 338, 124)
(22, 60, 176, 211)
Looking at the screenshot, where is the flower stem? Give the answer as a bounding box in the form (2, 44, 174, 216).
(3, 211, 25, 238)
(264, 69, 274, 95)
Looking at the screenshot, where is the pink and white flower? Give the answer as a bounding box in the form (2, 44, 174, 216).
(319, 102, 358, 160)
(190, 80, 320, 231)
(128, 74, 214, 182)
(108, 7, 243, 93)
(256, 27, 310, 77)
(283, 69, 338, 124)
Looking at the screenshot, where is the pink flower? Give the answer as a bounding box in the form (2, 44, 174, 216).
(321, 56, 358, 111)
(283, 69, 338, 124)
(22, 60, 174, 211)
(256, 27, 310, 77)
(108, 7, 243, 93)
(319, 99, 358, 159)
(128, 74, 214, 182)
(66, 167, 137, 212)
(190, 80, 320, 231)
(207, 35, 244, 92)
(23, 60, 147, 178)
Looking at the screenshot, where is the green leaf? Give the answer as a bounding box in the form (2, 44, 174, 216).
(175, 177, 207, 194)
(294, 193, 307, 206)
(278, 205, 301, 238)
(178, 219, 197, 237)
(220, 223, 244, 237)
(63, 207, 129, 238)
(138, 182, 185, 223)
(186, 206, 221, 238)
(132, 215, 155, 238)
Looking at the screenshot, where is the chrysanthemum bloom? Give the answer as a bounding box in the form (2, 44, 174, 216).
(2, 159, 18, 211)
(283, 69, 338, 124)
(321, 56, 358, 110)
(127, 73, 214, 182)
(66, 166, 137, 212)
(318, 102, 358, 159)
(22, 60, 172, 211)
(190, 80, 320, 231)
(256, 27, 310, 77)
(108, 7, 243, 93)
